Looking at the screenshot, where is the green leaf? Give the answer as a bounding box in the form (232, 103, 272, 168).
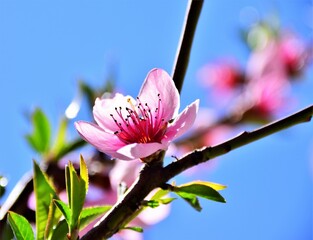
(45, 197, 62, 240)
(168, 181, 226, 212)
(176, 183, 226, 203)
(33, 160, 58, 240)
(150, 188, 169, 201)
(123, 226, 144, 233)
(143, 198, 176, 208)
(50, 219, 68, 240)
(25, 108, 51, 154)
(143, 200, 160, 208)
(7, 211, 34, 240)
(65, 164, 71, 210)
(67, 161, 87, 230)
(159, 197, 176, 205)
(51, 118, 68, 158)
(175, 192, 202, 212)
(79, 205, 112, 230)
(79, 155, 89, 194)
(178, 180, 227, 191)
(54, 200, 72, 228)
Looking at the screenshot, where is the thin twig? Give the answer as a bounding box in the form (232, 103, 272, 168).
(172, 0, 203, 93)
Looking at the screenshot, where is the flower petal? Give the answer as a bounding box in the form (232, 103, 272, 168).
(74, 121, 133, 160)
(138, 68, 180, 121)
(93, 94, 136, 133)
(117, 142, 168, 160)
(164, 99, 199, 142)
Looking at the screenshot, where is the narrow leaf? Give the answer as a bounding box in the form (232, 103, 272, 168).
(50, 219, 68, 240)
(54, 200, 71, 227)
(7, 211, 34, 240)
(159, 197, 176, 205)
(150, 188, 169, 201)
(179, 180, 227, 191)
(33, 160, 58, 240)
(68, 162, 86, 230)
(175, 192, 202, 212)
(45, 197, 62, 240)
(177, 184, 226, 203)
(65, 164, 71, 209)
(79, 155, 89, 194)
(123, 226, 144, 233)
(79, 205, 111, 230)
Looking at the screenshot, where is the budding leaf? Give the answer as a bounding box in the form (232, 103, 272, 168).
(7, 211, 34, 240)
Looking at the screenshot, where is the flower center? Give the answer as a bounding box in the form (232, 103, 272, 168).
(110, 94, 167, 144)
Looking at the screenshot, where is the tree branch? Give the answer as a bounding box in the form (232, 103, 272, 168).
(81, 157, 166, 239)
(163, 105, 313, 178)
(82, 104, 312, 239)
(172, 0, 203, 93)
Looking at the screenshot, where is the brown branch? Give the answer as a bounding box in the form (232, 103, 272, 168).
(172, 0, 203, 93)
(164, 105, 313, 178)
(81, 157, 167, 240)
(81, 104, 312, 239)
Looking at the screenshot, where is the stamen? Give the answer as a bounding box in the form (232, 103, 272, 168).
(110, 93, 167, 144)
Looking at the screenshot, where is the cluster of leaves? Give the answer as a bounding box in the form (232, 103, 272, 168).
(6, 154, 227, 239)
(145, 181, 226, 213)
(7, 157, 110, 240)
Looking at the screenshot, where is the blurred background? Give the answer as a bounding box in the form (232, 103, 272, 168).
(0, 0, 312, 239)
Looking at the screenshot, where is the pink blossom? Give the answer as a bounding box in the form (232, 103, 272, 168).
(278, 33, 309, 76)
(233, 39, 291, 122)
(75, 68, 199, 161)
(198, 60, 243, 101)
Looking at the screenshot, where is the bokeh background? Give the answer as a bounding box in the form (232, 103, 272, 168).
(0, 0, 312, 239)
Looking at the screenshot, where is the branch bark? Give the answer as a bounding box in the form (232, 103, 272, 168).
(163, 105, 313, 178)
(172, 0, 203, 93)
(81, 102, 312, 240)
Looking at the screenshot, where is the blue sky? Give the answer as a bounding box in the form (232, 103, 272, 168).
(0, 1, 312, 239)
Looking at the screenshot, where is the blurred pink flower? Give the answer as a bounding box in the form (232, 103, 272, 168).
(198, 60, 243, 100)
(234, 38, 292, 121)
(75, 68, 199, 161)
(278, 33, 309, 76)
